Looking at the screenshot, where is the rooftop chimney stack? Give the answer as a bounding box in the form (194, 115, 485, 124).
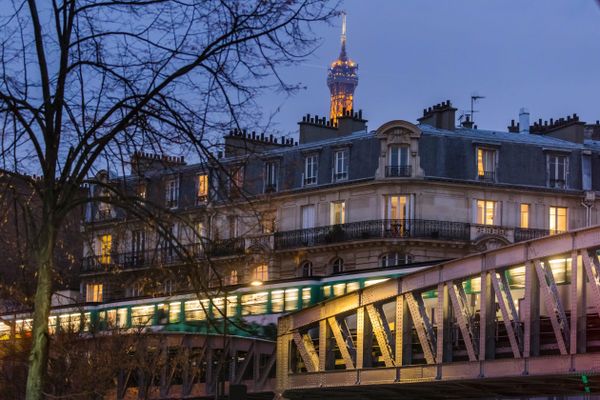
(519, 108, 530, 134)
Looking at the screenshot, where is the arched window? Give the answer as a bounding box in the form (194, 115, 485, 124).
(252, 264, 269, 282)
(228, 270, 239, 285)
(380, 252, 412, 268)
(331, 258, 344, 274)
(300, 261, 313, 277)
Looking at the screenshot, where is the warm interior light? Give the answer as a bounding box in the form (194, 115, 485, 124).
(250, 280, 263, 287)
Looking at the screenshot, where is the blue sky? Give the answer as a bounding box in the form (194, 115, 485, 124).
(260, 0, 600, 136)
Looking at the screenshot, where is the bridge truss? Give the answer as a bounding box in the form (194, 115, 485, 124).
(277, 226, 600, 399)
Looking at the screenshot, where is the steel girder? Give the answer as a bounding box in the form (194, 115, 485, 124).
(277, 225, 600, 396)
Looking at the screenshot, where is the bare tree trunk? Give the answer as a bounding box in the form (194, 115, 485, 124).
(25, 223, 55, 400)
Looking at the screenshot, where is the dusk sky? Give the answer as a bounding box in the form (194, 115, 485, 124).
(263, 0, 600, 136)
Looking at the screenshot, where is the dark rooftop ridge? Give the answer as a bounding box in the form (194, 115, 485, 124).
(225, 128, 296, 147)
(132, 151, 185, 165)
(529, 113, 584, 134)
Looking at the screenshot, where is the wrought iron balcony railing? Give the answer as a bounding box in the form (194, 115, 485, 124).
(549, 178, 566, 189)
(385, 165, 412, 178)
(82, 238, 245, 272)
(478, 171, 496, 182)
(274, 219, 471, 250)
(514, 227, 555, 242)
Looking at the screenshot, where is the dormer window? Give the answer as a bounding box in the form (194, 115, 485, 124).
(477, 147, 496, 182)
(333, 149, 348, 181)
(386, 145, 410, 177)
(548, 154, 567, 188)
(196, 174, 209, 204)
(265, 161, 278, 193)
(303, 154, 318, 186)
(165, 178, 179, 208)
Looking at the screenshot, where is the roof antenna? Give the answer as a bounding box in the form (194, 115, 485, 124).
(470, 93, 485, 124)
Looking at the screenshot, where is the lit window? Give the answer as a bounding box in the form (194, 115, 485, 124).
(333, 150, 348, 181)
(549, 206, 567, 234)
(265, 162, 278, 192)
(285, 288, 299, 311)
(131, 305, 155, 326)
(197, 174, 209, 202)
(185, 300, 209, 321)
(520, 204, 530, 229)
(477, 148, 496, 182)
(302, 288, 312, 307)
(117, 309, 128, 328)
(323, 286, 332, 298)
(300, 261, 313, 277)
(169, 302, 181, 323)
(241, 292, 268, 315)
(252, 264, 269, 282)
(156, 303, 168, 324)
(99, 234, 112, 264)
(548, 155, 567, 188)
(213, 296, 237, 317)
(476, 200, 498, 226)
(86, 283, 103, 303)
(271, 290, 284, 313)
(387, 145, 410, 177)
(228, 270, 239, 285)
(331, 258, 344, 274)
(333, 283, 346, 297)
(347, 282, 359, 292)
(261, 213, 276, 234)
(165, 178, 179, 208)
(137, 183, 146, 199)
(304, 155, 318, 185)
(330, 201, 346, 225)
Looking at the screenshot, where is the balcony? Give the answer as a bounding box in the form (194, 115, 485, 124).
(385, 165, 412, 178)
(477, 171, 495, 183)
(274, 219, 470, 250)
(273, 219, 557, 251)
(82, 238, 245, 273)
(549, 178, 566, 189)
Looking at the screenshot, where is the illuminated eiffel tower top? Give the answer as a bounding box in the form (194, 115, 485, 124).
(327, 12, 358, 124)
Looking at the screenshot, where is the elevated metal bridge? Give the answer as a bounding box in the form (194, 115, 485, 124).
(276, 226, 600, 399)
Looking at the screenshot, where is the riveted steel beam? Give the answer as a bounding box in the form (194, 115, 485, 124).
(327, 316, 355, 369)
(292, 331, 319, 372)
(534, 259, 570, 355)
(490, 270, 521, 358)
(365, 304, 395, 367)
(405, 291, 436, 364)
(448, 280, 478, 362)
(583, 249, 600, 318)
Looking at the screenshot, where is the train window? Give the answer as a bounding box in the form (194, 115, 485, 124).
(323, 286, 331, 298)
(241, 292, 268, 315)
(156, 304, 169, 325)
(132, 305, 155, 326)
(185, 300, 209, 321)
(48, 316, 57, 334)
(333, 283, 346, 297)
(107, 309, 117, 328)
(83, 313, 91, 332)
(302, 288, 312, 307)
(213, 296, 238, 318)
(117, 308, 128, 328)
(285, 289, 299, 311)
(0, 322, 10, 338)
(347, 282, 359, 293)
(169, 302, 181, 323)
(271, 290, 284, 313)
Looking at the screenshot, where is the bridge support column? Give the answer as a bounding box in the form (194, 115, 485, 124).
(480, 271, 495, 361)
(571, 251, 586, 355)
(524, 261, 540, 357)
(395, 295, 412, 366)
(438, 283, 453, 363)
